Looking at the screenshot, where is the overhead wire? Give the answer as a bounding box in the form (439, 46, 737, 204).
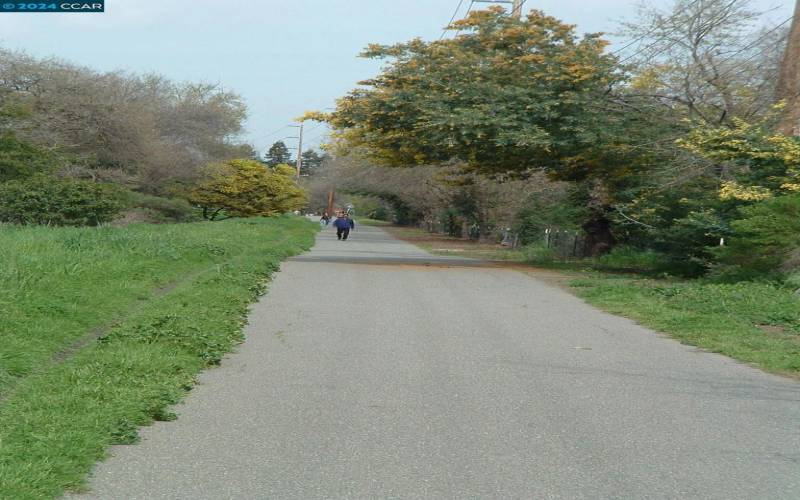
(616, 0, 729, 64)
(440, 0, 467, 40)
(612, 0, 703, 57)
(260, 124, 292, 141)
(710, 15, 794, 81)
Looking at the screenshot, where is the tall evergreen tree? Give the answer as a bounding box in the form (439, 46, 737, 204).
(300, 149, 324, 176)
(265, 140, 292, 167)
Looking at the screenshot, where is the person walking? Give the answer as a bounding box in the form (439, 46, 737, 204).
(333, 213, 351, 241)
(320, 212, 331, 227)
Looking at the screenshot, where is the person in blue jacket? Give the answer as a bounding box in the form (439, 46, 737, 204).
(333, 213, 352, 241)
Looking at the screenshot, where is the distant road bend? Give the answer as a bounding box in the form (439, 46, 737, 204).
(75, 224, 800, 499)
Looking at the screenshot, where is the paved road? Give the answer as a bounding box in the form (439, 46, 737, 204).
(73, 224, 800, 499)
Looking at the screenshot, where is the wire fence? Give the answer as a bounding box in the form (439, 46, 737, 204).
(416, 220, 588, 258)
(542, 228, 587, 259)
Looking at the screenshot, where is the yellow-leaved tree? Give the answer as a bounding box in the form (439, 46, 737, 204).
(188, 159, 307, 220)
(677, 111, 800, 201)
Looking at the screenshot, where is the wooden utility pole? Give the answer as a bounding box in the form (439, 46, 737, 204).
(511, 0, 523, 18)
(778, 1, 800, 135)
(295, 123, 304, 178)
(326, 189, 335, 216)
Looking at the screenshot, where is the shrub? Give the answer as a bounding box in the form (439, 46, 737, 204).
(521, 243, 559, 264)
(593, 246, 668, 274)
(125, 192, 198, 223)
(0, 175, 125, 226)
(0, 132, 59, 182)
(714, 193, 800, 278)
(515, 197, 585, 245)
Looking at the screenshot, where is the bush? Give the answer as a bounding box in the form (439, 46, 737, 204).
(515, 197, 585, 245)
(0, 175, 125, 226)
(521, 243, 559, 264)
(714, 193, 800, 278)
(0, 132, 59, 182)
(125, 192, 199, 223)
(593, 246, 668, 274)
(784, 271, 800, 290)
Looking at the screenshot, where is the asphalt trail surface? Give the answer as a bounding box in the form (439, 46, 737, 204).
(73, 224, 800, 499)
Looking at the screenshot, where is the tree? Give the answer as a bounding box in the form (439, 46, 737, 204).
(188, 159, 307, 220)
(318, 8, 672, 253)
(300, 149, 323, 176)
(677, 113, 800, 197)
(265, 141, 292, 167)
(777, 0, 800, 135)
(322, 8, 618, 176)
(619, 0, 786, 126)
(0, 48, 251, 193)
(716, 193, 800, 276)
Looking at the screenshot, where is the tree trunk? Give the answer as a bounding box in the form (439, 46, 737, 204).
(461, 220, 470, 240)
(582, 211, 616, 257)
(477, 209, 490, 243)
(778, 0, 800, 135)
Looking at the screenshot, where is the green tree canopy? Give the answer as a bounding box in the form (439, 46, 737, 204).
(321, 7, 619, 176)
(300, 149, 324, 176)
(265, 141, 293, 167)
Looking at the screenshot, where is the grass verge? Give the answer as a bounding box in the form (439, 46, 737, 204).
(356, 218, 393, 226)
(386, 225, 800, 377)
(571, 275, 800, 376)
(0, 217, 317, 499)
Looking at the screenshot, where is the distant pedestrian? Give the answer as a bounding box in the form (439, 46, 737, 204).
(333, 214, 351, 241)
(320, 212, 330, 227)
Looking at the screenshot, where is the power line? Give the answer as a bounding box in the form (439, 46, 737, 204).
(617, 0, 740, 65)
(612, 0, 703, 57)
(261, 124, 292, 141)
(712, 15, 794, 81)
(452, 1, 476, 38)
(514, 0, 528, 18)
(440, 0, 467, 40)
(446, 0, 528, 40)
(304, 122, 325, 135)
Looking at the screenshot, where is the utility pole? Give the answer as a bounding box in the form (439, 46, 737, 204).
(326, 189, 335, 217)
(511, 0, 523, 18)
(778, 0, 800, 135)
(295, 122, 304, 178)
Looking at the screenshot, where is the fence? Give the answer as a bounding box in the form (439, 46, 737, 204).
(415, 221, 587, 258)
(543, 228, 587, 259)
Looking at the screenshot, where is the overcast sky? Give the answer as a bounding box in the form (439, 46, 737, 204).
(0, 0, 792, 154)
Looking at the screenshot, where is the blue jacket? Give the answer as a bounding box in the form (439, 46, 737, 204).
(333, 217, 350, 229)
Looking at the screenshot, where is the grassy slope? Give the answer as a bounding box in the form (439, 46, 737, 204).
(0, 217, 317, 499)
(384, 225, 800, 377)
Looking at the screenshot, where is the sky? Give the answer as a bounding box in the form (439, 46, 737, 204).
(0, 0, 793, 155)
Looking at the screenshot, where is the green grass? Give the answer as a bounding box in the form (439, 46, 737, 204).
(571, 275, 800, 376)
(0, 217, 317, 499)
(356, 217, 392, 226)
